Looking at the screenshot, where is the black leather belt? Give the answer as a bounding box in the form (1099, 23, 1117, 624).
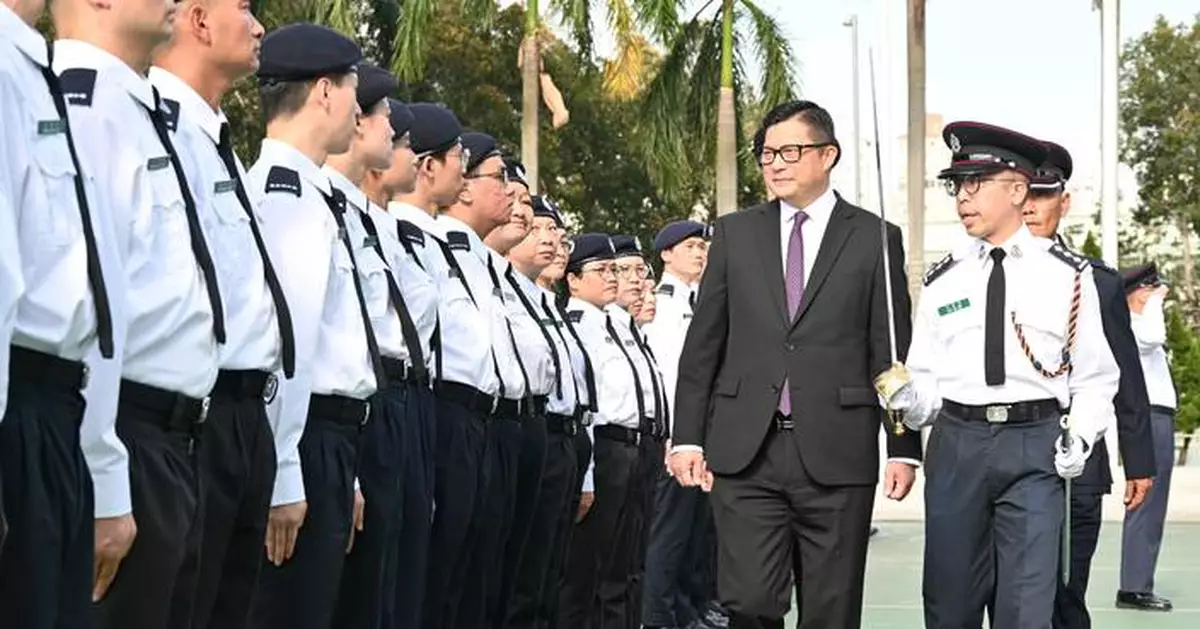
(531, 395, 548, 416)
(1151, 404, 1175, 416)
(10, 345, 88, 391)
(309, 393, 371, 428)
(212, 369, 275, 402)
(639, 417, 668, 442)
(545, 412, 580, 436)
(382, 356, 426, 388)
(575, 406, 592, 427)
(943, 398, 1062, 424)
(594, 423, 642, 446)
(119, 379, 209, 434)
(435, 381, 500, 416)
(496, 397, 525, 418)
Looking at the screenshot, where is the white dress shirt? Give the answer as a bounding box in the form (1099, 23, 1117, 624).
(641, 271, 697, 435)
(148, 67, 280, 373)
(606, 305, 662, 422)
(1130, 294, 1177, 410)
(370, 202, 438, 370)
(431, 215, 502, 396)
(503, 265, 558, 398)
(483, 252, 530, 401)
(904, 225, 1120, 446)
(779, 185, 838, 280)
(539, 289, 581, 416)
(249, 139, 378, 506)
(57, 39, 221, 517)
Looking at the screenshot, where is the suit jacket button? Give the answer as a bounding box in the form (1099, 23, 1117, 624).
(784, 343, 795, 351)
(770, 383, 780, 392)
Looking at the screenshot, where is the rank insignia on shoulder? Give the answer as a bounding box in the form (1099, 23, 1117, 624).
(656, 284, 675, 297)
(923, 253, 958, 287)
(264, 166, 301, 197)
(160, 98, 180, 132)
(59, 68, 97, 108)
(446, 231, 470, 252)
(1048, 243, 1088, 271)
(397, 220, 426, 246)
(567, 310, 583, 323)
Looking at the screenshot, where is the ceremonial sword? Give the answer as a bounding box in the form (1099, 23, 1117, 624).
(1060, 414, 1073, 585)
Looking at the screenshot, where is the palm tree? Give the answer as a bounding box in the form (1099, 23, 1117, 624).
(640, 0, 797, 217)
(906, 0, 926, 295)
(388, 0, 681, 194)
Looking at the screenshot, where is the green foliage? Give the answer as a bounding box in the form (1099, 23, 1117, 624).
(1080, 231, 1103, 259)
(1166, 305, 1200, 434)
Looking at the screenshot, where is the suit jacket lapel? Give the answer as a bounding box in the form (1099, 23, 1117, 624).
(793, 199, 855, 327)
(755, 201, 788, 324)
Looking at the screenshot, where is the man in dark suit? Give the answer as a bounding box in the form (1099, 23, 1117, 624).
(667, 100, 923, 629)
(1022, 140, 1156, 629)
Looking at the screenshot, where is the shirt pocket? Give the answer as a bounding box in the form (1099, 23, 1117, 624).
(28, 127, 81, 253)
(146, 161, 195, 274)
(1012, 302, 1071, 373)
(354, 243, 390, 320)
(207, 195, 255, 284)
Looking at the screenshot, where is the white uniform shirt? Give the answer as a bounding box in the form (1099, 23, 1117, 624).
(641, 272, 696, 434)
(249, 139, 378, 506)
(538, 288, 580, 415)
(495, 254, 556, 398)
(1130, 294, 1177, 410)
(148, 67, 280, 373)
(431, 215, 502, 396)
(904, 225, 1120, 445)
(483, 252, 529, 400)
(370, 202, 438, 370)
(56, 39, 221, 516)
(606, 305, 662, 423)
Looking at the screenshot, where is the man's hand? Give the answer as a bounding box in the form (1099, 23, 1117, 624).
(668, 451, 707, 488)
(1124, 477, 1154, 512)
(883, 462, 916, 501)
(93, 514, 137, 602)
(576, 491, 595, 523)
(265, 500, 307, 566)
(346, 490, 365, 554)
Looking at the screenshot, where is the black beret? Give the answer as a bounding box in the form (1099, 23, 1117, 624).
(387, 98, 414, 137)
(567, 233, 615, 272)
(257, 23, 362, 84)
(503, 154, 529, 189)
(937, 121, 1049, 180)
(1121, 263, 1166, 293)
(408, 103, 462, 155)
(531, 196, 564, 228)
(611, 235, 644, 258)
(356, 64, 397, 113)
(1031, 140, 1074, 189)
(654, 220, 709, 251)
(462, 132, 501, 174)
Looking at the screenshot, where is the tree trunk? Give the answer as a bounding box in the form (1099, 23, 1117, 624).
(521, 1, 540, 194)
(715, 0, 737, 217)
(906, 0, 926, 298)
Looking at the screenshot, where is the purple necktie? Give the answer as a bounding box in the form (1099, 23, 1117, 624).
(779, 211, 808, 415)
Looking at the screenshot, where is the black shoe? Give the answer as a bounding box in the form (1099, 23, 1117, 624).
(1116, 591, 1173, 612)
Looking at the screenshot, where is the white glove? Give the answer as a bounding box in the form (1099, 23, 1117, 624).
(1054, 435, 1090, 479)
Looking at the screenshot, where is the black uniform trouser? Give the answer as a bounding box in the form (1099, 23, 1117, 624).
(642, 471, 714, 628)
(625, 433, 665, 629)
(923, 409, 1063, 629)
(0, 348, 92, 629)
(95, 381, 204, 629)
(391, 383, 437, 629)
(169, 370, 277, 629)
(542, 427, 593, 629)
(492, 413, 549, 628)
(454, 409, 524, 629)
(334, 380, 417, 629)
(507, 416, 580, 629)
(1052, 491, 1103, 629)
(422, 396, 486, 629)
(251, 396, 364, 629)
(558, 431, 640, 629)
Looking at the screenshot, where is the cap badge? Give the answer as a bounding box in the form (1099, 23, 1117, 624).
(949, 133, 962, 152)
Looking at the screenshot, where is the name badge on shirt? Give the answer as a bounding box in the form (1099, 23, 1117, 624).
(37, 119, 67, 136)
(214, 180, 238, 194)
(493, 286, 504, 299)
(937, 298, 970, 317)
(362, 235, 379, 249)
(147, 156, 171, 171)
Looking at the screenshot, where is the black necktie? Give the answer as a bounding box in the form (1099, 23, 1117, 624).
(985, 247, 1007, 385)
(354, 201, 427, 382)
(688, 290, 696, 310)
(322, 189, 388, 389)
(215, 124, 295, 377)
(558, 302, 598, 412)
(505, 267, 563, 398)
(38, 47, 113, 358)
(630, 322, 664, 429)
(145, 88, 225, 344)
(486, 257, 532, 402)
(606, 315, 647, 421)
(543, 293, 578, 403)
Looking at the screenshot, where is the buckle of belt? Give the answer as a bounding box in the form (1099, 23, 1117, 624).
(565, 417, 577, 436)
(193, 396, 211, 425)
(632, 427, 641, 446)
(489, 394, 499, 415)
(81, 363, 91, 389)
(361, 401, 371, 426)
(985, 405, 1010, 424)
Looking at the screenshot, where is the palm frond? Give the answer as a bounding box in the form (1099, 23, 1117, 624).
(740, 0, 799, 106)
(603, 33, 652, 100)
(461, 0, 499, 26)
(391, 0, 439, 81)
(638, 17, 708, 201)
(320, 0, 359, 38)
(631, 0, 682, 44)
(549, 0, 594, 58)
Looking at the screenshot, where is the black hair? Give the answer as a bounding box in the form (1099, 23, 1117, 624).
(259, 73, 354, 124)
(753, 100, 841, 167)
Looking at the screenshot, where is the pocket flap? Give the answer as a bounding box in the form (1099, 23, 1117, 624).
(714, 375, 740, 396)
(838, 386, 876, 407)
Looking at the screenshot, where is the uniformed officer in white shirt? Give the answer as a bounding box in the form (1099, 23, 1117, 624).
(0, 1, 121, 625)
(558, 234, 645, 629)
(1118, 263, 1177, 613)
(382, 101, 463, 629)
(54, 1, 229, 626)
(878, 121, 1120, 629)
(244, 24, 383, 629)
(148, 5, 299, 628)
(641, 220, 723, 629)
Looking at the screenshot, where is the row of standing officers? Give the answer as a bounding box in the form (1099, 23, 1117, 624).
(0, 3, 718, 629)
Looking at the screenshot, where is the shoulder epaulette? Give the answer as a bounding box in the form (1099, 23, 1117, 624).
(923, 253, 958, 286)
(160, 98, 180, 132)
(1085, 256, 1117, 276)
(396, 219, 426, 246)
(446, 231, 470, 251)
(655, 284, 675, 297)
(59, 68, 97, 108)
(567, 310, 583, 323)
(263, 166, 301, 197)
(1048, 242, 1089, 272)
